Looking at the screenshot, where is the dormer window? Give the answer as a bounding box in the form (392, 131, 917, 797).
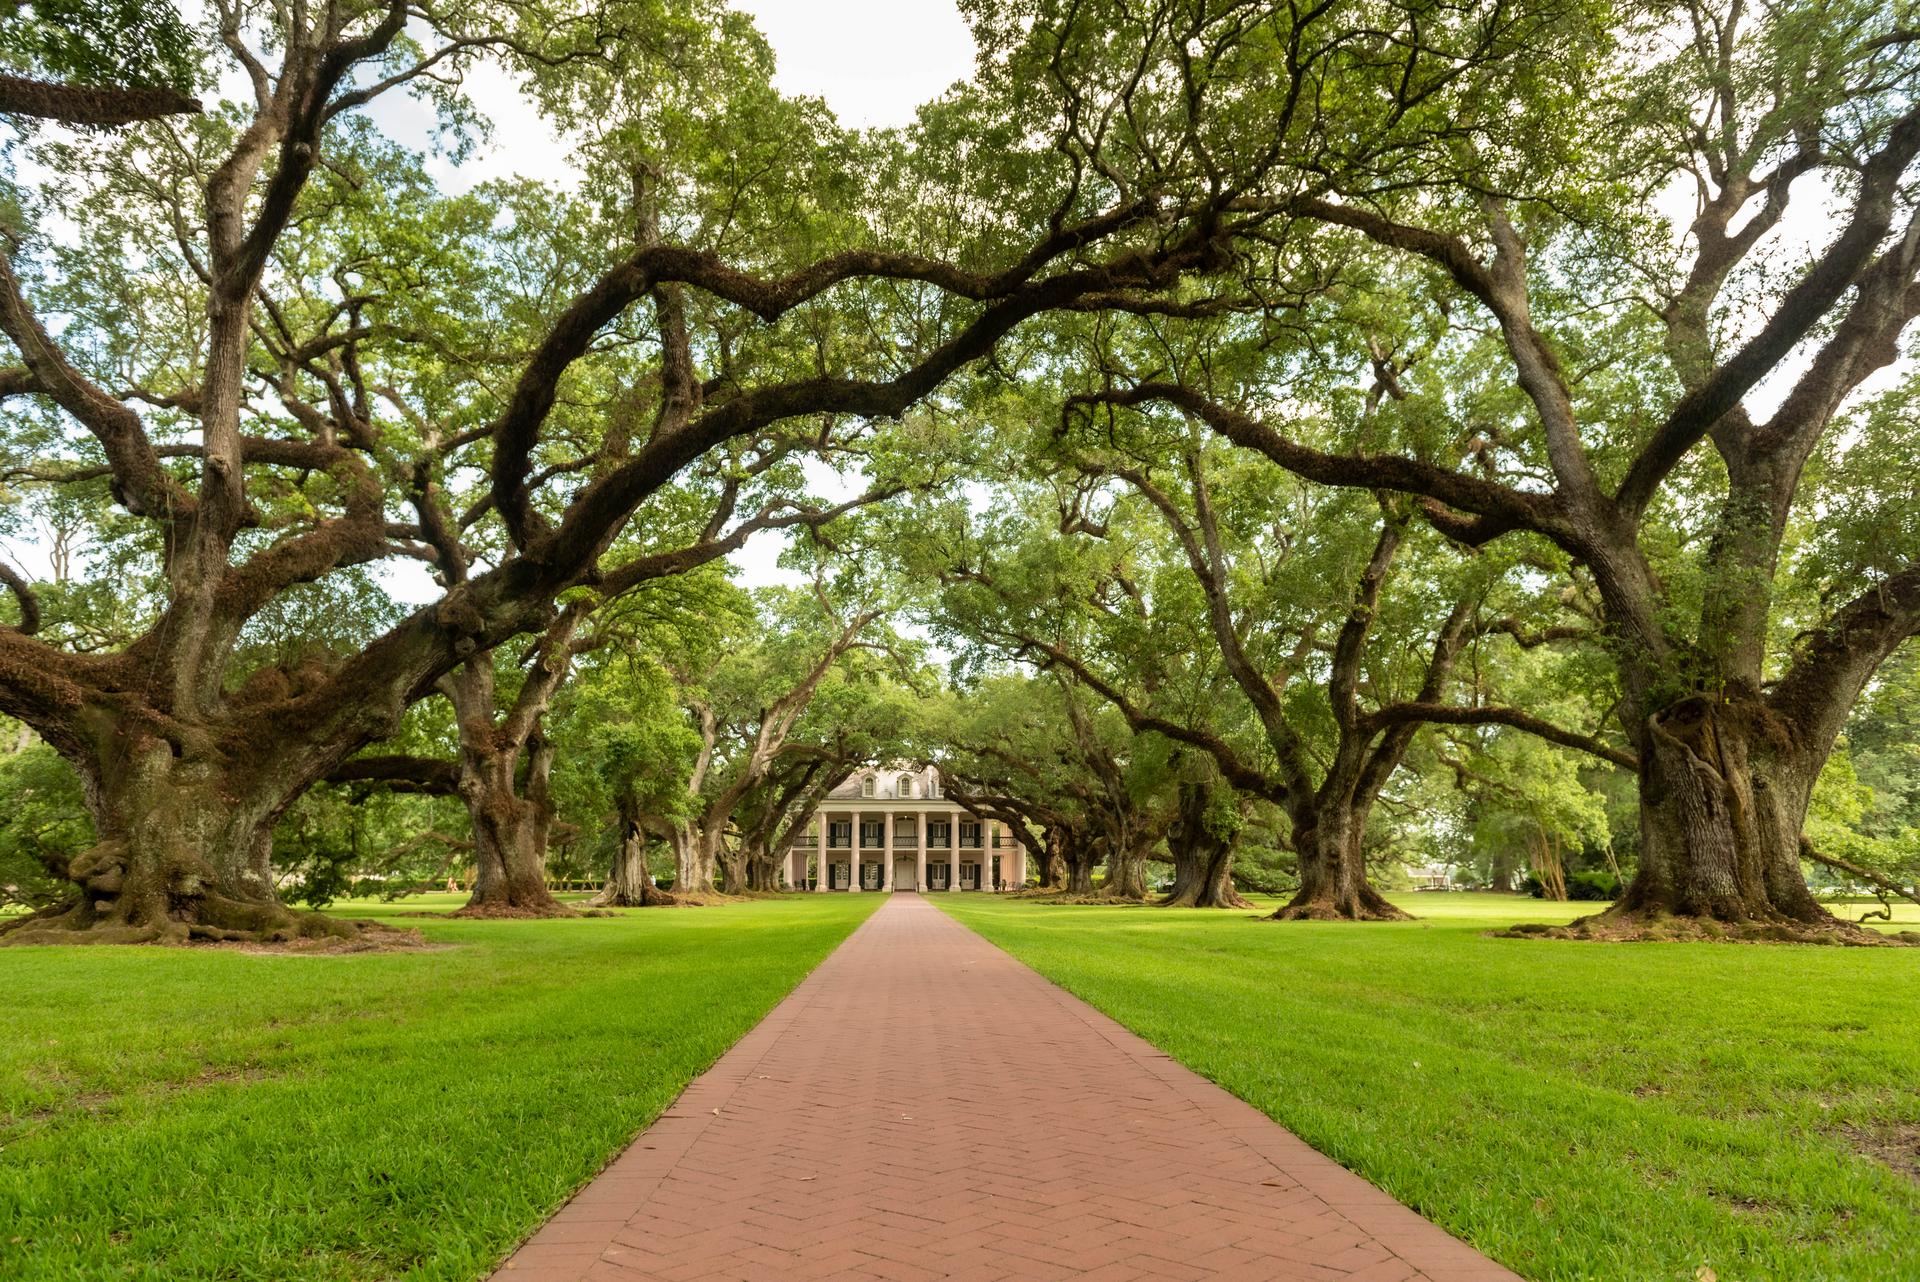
(861, 776, 875, 797)
(897, 773, 915, 798)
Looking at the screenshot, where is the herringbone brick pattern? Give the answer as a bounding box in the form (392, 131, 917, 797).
(492, 894, 1519, 1281)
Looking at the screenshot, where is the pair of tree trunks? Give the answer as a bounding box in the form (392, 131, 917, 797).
(1160, 779, 1252, 909)
(594, 810, 675, 908)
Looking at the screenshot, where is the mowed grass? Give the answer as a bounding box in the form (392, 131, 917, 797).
(937, 892, 1920, 1282)
(0, 893, 880, 1281)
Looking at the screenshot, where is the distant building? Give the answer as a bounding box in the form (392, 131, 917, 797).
(780, 765, 1029, 892)
(1410, 862, 1456, 891)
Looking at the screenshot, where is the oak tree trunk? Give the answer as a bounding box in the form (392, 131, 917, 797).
(1062, 837, 1098, 896)
(669, 825, 719, 898)
(452, 712, 572, 918)
(1271, 810, 1409, 922)
(1100, 839, 1151, 900)
(0, 736, 356, 945)
(1592, 696, 1836, 933)
(595, 813, 675, 907)
(1161, 778, 1252, 908)
(1161, 832, 1251, 908)
(718, 846, 749, 896)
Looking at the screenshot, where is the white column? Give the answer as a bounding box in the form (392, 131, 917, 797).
(983, 824, 996, 893)
(1014, 841, 1027, 890)
(947, 810, 961, 892)
(814, 813, 827, 892)
(849, 812, 863, 891)
(883, 810, 895, 890)
(781, 838, 794, 890)
(915, 819, 927, 893)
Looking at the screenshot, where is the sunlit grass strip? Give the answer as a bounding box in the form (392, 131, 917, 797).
(0, 894, 880, 1280)
(939, 892, 1920, 1282)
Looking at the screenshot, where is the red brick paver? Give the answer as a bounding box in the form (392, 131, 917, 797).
(492, 893, 1519, 1282)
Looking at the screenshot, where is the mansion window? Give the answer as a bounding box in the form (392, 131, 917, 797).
(927, 820, 951, 848)
(861, 820, 884, 848)
(861, 776, 876, 797)
(896, 773, 915, 798)
(829, 820, 852, 848)
(959, 821, 982, 848)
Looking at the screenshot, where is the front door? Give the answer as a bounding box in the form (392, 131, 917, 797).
(893, 857, 916, 890)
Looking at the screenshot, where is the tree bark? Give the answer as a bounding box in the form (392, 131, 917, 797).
(0, 734, 357, 944)
(1598, 695, 1827, 925)
(718, 844, 749, 896)
(667, 823, 720, 898)
(1061, 832, 1098, 895)
(1100, 837, 1151, 900)
(1161, 780, 1252, 908)
(1271, 811, 1410, 922)
(444, 654, 574, 919)
(595, 809, 675, 907)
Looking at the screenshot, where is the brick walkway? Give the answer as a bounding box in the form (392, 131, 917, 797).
(492, 893, 1519, 1282)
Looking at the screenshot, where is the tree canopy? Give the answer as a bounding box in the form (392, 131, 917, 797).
(1, 0, 1917, 943)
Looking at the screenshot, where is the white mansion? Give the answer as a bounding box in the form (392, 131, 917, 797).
(781, 765, 1029, 893)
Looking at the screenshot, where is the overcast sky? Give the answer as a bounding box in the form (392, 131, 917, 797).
(412, 0, 975, 198)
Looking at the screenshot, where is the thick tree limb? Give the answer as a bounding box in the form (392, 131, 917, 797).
(1068, 383, 1564, 542)
(1361, 702, 1638, 769)
(0, 253, 192, 520)
(490, 197, 1192, 548)
(1767, 558, 1920, 752)
(1615, 102, 1920, 519)
(326, 754, 461, 795)
(0, 560, 41, 634)
(0, 74, 200, 126)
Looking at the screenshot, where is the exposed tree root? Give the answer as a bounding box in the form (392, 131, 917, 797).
(592, 883, 680, 908)
(1267, 899, 1415, 922)
(448, 899, 580, 920)
(1498, 905, 1920, 946)
(0, 894, 407, 948)
(1158, 884, 1255, 909)
(1267, 883, 1413, 922)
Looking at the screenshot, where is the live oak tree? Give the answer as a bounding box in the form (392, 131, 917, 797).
(727, 657, 928, 893)
(920, 673, 1177, 899)
(1160, 752, 1257, 910)
(939, 438, 1629, 919)
(1067, 0, 1920, 936)
(0, 0, 1260, 943)
(642, 580, 889, 898)
(551, 595, 729, 909)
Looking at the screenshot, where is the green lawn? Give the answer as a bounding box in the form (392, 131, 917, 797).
(0, 893, 880, 1281)
(936, 892, 1920, 1282)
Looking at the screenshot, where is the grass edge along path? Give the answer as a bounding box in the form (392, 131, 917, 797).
(935, 892, 1920, 1282)
(0, 893, 881, 1281)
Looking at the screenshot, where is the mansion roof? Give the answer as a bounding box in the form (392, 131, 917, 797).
(828, 763, 944, 803)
